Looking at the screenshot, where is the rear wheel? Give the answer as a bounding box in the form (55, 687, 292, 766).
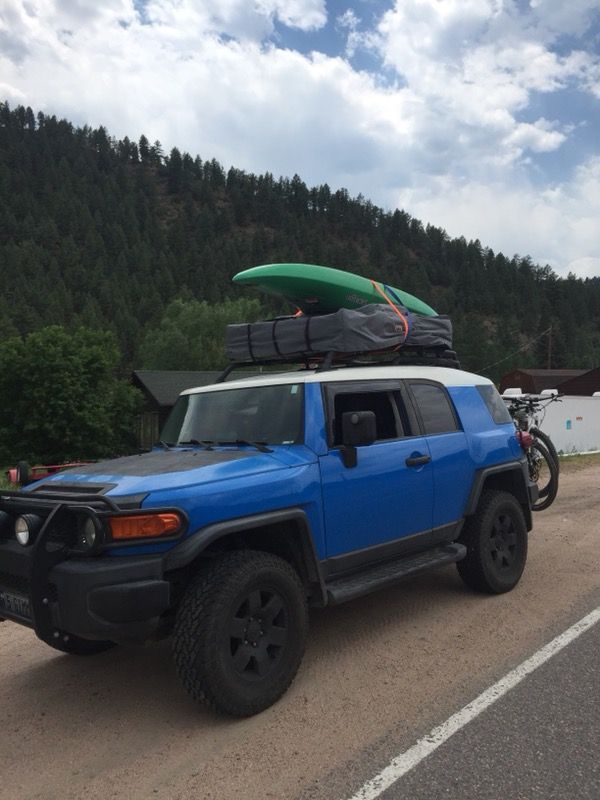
(530, 427, 560, 493)
(457, 490, 528, 594)
(173, 550, 308, 717)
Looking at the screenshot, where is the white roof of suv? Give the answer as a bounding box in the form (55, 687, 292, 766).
(181, 366, 493, 396)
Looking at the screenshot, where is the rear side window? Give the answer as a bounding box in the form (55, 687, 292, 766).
(477, 384, 512, 424)
(409, 382, 459, 435)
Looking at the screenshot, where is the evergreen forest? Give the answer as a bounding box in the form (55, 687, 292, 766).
(1, 101, 599, 388)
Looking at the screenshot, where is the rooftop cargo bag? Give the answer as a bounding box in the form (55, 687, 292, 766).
(226, 304, 453, 363)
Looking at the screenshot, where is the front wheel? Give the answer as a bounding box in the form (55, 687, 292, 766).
(457, 490, 528, 594)
(529, 440, 558, 511)
(173, 550, 308, 717)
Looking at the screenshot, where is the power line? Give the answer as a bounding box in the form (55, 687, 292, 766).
(477, 327, 552, 373)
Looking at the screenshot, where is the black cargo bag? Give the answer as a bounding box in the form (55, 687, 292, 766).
(226, 304, 453, 363)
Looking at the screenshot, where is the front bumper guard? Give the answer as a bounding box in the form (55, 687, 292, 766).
(0, 490, 174, 643)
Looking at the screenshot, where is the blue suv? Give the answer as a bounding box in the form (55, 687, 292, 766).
(0, 364, 535, 716)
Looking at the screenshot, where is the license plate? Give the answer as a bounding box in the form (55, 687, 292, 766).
(0, 589, 32, 620)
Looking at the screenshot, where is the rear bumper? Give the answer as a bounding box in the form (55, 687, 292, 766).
(0, 540, 170, 643)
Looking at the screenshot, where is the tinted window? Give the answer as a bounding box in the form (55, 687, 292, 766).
(332, 390, 400, 444)
(477, 384, 512, 424)
(409, 382, 459, 435)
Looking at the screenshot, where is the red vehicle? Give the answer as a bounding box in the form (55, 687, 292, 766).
(6, 461, 94, 486)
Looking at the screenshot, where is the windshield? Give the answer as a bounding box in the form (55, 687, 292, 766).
(160, 383, 304, 446)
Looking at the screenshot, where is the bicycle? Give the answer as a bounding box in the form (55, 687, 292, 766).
(506, 394, 562, 511)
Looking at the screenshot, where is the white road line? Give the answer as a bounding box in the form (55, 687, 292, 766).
(344, 605, 600, 800)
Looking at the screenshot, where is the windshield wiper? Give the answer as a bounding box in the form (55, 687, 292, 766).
(179, 439, 214, 450)
(215, 439, 272, 453)
(156, 440, 175, 450)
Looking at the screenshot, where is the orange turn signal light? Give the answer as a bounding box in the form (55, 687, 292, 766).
(109, 513, 181, 541)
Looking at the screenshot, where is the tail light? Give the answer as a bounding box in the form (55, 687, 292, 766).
(517, 430, 533, 450)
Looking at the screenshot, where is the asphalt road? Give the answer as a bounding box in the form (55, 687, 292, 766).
(364, 616, 600, 800)
(0, 458, 599, 800)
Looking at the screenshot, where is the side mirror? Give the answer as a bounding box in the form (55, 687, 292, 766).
(338, 411, 377, 468)
(341, 411, 377, 447)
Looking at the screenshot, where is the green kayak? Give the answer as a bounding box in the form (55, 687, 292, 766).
(233, 263, 437, 316)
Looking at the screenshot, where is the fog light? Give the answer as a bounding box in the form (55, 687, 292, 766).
(77, 517, 101, 552)
(15, 514, 42, 546)
(79, 517, 97, 550)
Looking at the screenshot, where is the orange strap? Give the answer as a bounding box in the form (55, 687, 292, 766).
(370, 280, 409, 340)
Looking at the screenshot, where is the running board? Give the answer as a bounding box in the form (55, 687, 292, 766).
(325, 543, 466, 605)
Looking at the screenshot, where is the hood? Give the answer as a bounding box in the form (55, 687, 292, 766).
(30, 447, 300, 497)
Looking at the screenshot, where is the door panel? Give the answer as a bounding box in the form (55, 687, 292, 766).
(319, 437, 434, 557)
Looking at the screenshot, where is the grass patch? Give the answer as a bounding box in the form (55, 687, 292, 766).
(558, 452, 600, 472)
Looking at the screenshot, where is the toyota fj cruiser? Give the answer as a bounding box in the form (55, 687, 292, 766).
(0, 363, 536, 716)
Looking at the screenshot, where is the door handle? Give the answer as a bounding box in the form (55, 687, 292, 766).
(405, 454, 431, 467)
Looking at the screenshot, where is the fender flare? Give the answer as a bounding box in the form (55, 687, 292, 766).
(163, 508, 327, 605)
(465, 460, 533, 530)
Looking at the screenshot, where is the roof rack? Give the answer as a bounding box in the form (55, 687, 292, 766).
(216, 348, 461, 383)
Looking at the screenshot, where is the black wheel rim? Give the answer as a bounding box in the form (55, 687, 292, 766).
(487, 512, 518, 571)
(228, 588, 288, 680)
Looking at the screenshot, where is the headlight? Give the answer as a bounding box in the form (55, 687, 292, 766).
(15, 514, 42, 546)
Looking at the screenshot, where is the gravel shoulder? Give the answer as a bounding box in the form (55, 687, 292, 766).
(1, 459, 599, 800)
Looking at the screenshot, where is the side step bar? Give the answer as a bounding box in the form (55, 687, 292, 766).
(325, 543, 466, 605)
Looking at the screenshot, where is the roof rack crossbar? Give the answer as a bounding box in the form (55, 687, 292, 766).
(215, 348, 461, 382)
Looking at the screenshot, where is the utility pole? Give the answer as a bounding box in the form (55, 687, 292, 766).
(547, 325, 552, 370)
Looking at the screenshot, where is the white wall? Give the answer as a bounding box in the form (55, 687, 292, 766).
(533, 396, 600, 454)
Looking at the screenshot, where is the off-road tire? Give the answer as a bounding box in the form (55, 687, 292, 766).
(46, 634, 115, 655)
(457, 490, 528, 594)
(173, 550, 308, 717)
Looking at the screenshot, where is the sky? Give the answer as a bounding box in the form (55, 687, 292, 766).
(1, 0, 599, 278)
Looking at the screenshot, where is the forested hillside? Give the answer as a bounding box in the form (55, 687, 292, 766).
(1, 102, 599, 381)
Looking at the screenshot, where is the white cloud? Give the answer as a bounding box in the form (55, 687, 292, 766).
(144, 0, 327, 40)
(504, 119, 566, 154)
(0, 0, 598, 277)
(567, 257, 600, 278)
(336, 8, 362, 58)
(0, 82, 24, 101)
(259, 0, 327, 31)
(374, 0, 597, 160)
(393, 157, 600, 274)
(528, 0, 600, 40)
